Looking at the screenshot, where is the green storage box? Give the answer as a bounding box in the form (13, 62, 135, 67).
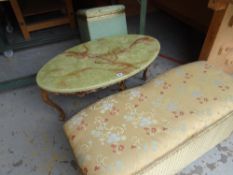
(77, 5, 128, 42)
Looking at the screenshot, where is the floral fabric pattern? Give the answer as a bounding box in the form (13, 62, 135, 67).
(64, 61, 233, 175)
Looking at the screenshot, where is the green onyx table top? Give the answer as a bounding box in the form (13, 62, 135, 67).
(36, 35, 160, 93)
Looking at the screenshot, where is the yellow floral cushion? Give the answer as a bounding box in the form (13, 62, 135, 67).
(64, 61, 233, 175)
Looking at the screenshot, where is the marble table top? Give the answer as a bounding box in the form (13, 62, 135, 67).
(36, 35, 160, 93)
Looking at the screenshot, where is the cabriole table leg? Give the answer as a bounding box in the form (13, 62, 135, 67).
(119, 81, 126, 91)
(40, 89, 66, 121)
(143, 67, 148, 80)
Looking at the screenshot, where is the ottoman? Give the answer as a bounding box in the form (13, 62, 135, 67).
(64, 61, 233, 175)
(77, 5, 128, 42)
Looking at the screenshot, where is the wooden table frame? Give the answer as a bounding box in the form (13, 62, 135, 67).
(40, 68, 149, 121)
(40, 81, 124, 121)
(9, 0, 76, 40)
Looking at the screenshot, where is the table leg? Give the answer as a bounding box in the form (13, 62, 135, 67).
(40, 89, 66, 121)
(143, 67, 148, 80)
(10, 0, 31, 40)
(65, 0, 76, 29)
(119, 81, 126, 91)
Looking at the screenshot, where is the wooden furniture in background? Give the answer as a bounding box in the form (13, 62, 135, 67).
(200, 0, 233, 73)
(150, 0, 213, 32)
(9, 0, 76, 40)
(147, 0, 232, 72)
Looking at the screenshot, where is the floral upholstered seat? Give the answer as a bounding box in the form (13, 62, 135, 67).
(64, 61, 233, 175)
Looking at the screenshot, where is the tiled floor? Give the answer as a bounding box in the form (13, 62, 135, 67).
(0, 11, 232, 175)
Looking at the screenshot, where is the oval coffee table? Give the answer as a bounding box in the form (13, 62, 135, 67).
(36, 34, 160, 121)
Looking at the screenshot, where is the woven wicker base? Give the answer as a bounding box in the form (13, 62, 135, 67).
(137, 112, 233, 175)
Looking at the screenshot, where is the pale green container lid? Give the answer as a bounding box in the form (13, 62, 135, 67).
(77, 5, 125, 18)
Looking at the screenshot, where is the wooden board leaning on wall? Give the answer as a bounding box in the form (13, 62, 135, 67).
(203, 1, 233, 73)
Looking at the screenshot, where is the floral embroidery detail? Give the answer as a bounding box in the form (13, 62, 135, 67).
(184, 72, 193, 79)
(107, 133, 126, 144)
(76, 118, 88, 131)
(69, 117, 88, 140)
(66, 112, 87, 130)
(129, 136, 144, 150)
(203, 63, 212, 73)
(91, 130, 102, 138)
(218, 85, 230, 91)
(143, 127, 157, 136)
(110, 144, 125, 153)
(131, 144, 137, 149)
(128, 89, 148, 107)
(123, 111, 136, 122)
(183, 72, 193, 84)
(95, 154, 108, 171)
(100, 102, 114, 113)
(138, 93, 147, 102)
(196, 96, 219, 104)
(79, 141, 93, 153)
(90, 116, 127, 145)
(171, 111, 185, 118)
(129, 89, 141, 100)
(159, 81, 172, 95)
(139, 117, 154, 127)
(109, 106, 120, 116)
(196, 97, 209, 104)
(93, 97, 118, 114)
(189, 110, 195, 114)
